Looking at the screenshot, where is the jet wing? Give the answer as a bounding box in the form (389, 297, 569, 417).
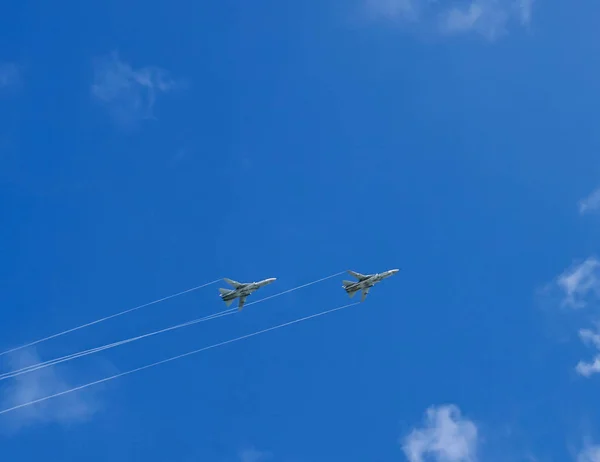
(360, 287, 370, 302)
(224, 278, 244, 288)
(348, 270, 369, 281)
(237, 296, 247, 311)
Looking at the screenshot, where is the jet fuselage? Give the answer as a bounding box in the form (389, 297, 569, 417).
(343, 269, 399, 295)
(220, 281, 271, 300)
(219, 278, 277, 309)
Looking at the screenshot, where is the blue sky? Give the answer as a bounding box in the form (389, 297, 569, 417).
(2, 0, 600, 461)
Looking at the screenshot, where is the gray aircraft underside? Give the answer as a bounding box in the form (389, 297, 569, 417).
(218, 277, 277, 310)
(342, 269, 399, 302)
(218, 268, 398, 310)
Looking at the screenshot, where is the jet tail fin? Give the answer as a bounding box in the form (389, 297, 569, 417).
(342, 280, 355, 287)
(218, 288, 231, 295)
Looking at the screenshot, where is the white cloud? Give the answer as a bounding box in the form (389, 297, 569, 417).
(91, 52, 179, 127)
(402, 405, 478, 462)
(366, 0, 531, 39)
(441, 0, 510, 40)
(0, 349, 98, 432)
(543, 259, 600, 376)
(556, 258, 600, 309)
(576, 327, 600, 377)
(580, 327, 600, 350)
(0, 62, 19, 89)
(576, 356, 600, 377)
(579, 445, 600, 462)
(579, 188, 600, 215)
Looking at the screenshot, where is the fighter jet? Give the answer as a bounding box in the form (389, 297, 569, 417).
(342, 269, 399, 302)
(218, 277, 277, 310)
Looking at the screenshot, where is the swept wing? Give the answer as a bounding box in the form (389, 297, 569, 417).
(361, 287, 370, 302)
(224, 278, 245, 288)
(348, 270, 369, 281)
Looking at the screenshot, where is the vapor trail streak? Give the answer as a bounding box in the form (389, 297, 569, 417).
(0, 271, 345, 380)
(0, 310, 235, 381)
(0, 279, 222, 357)
(242, 271, 346, 308)
(0, 301, 359, 416)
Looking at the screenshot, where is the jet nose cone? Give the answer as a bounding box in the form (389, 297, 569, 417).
(265, 278, 276, 283)
(390, 269, 399, 274)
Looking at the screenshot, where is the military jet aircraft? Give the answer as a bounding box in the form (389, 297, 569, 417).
(342, 269, 399, 302)
(218, 277, 277, 310)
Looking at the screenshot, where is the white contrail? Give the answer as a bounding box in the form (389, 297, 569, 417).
(0, 309, 235, 381)
(0, 279, 223, 357)
(241, 271, 346, 308)
(0, 301, 359, 416)
(0, 271, 345, 380)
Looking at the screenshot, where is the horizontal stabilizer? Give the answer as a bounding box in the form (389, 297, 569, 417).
(342, 280, 355, 287)
(347, 290, 357, 299)
(224, 298, 234, 307)
(224, 278, 243, 288)
(219, 288, 231, 295)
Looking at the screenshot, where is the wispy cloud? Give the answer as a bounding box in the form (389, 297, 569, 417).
(578, 188, 600, 215)
(239, 448, 271, 462)
(555, 258, 600, 309)
(402, 405, 478, 462)
(441, 1, 510, 40)
(579, 445, 600, 462)
(0, 349, 98, 432)
(543, 258, 600, 376)
(0, 62, 20, 89)
(91, 52, 180, 128)
(576, 327, 600, 377)
(366, 0, 532, 39)
(365, 0, 419, 21)
(518, 0, 534, 25)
